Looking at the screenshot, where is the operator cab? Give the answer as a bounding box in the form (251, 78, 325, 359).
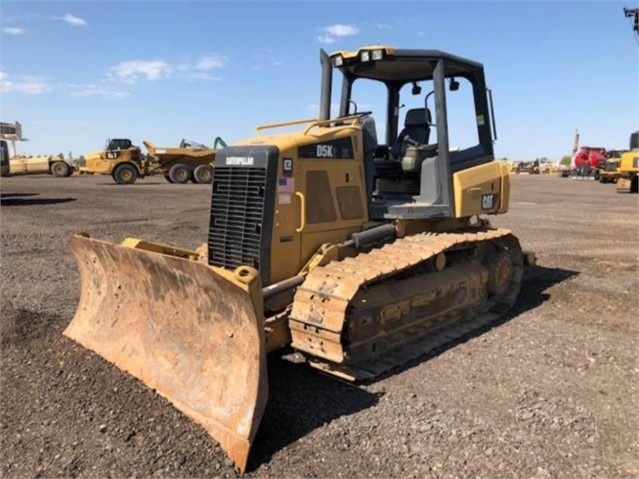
(106, 138, 133, 151)
(321, 46, 498, 220)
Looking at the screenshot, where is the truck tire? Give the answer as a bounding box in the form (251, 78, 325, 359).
(168, 163, 191, 184)
(193, 164, 213, 184)
(50, 161, 70, 177)
(112, 163, 139, 185)
(164, 174, 174, 183)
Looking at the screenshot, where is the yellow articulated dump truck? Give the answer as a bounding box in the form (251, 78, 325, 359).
(63, 46, 535, 471)
(143, 137, 226, 184)
(616, 131, 639, 193)
(81, 137, 226, 184)
(80, 138, 152, 184)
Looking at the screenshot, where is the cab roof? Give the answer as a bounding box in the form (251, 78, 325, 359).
(329, 45, 484, 83)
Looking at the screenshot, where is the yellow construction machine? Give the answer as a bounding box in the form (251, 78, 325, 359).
(80, 138, 152, 184)
(64, 46, 534, 471)
(143, 137, 226, 184)
(616, 131, 639, 193)
(0, 140, 9, 177)
(81, 137, 226, 184)
(598, 155, 623, 184)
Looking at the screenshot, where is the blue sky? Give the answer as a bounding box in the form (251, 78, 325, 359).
(1, 1, 637, 160)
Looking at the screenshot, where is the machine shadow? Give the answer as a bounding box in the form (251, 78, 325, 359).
(97, 183, 165, 186)
(249, 358, 383, 470)
(0, 196, 76, 206)
(0, 193, 39, 198)
(362, 264, 580, 383)
(250, 264, 578, 470)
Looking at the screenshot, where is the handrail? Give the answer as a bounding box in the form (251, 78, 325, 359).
(302, 115, 361, 136)
(255, 115, 363, 137)
(255, 118, 317, 136)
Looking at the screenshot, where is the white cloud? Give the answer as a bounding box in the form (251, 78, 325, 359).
(0, 72, 52, 94)
(323, 24, 359, 37)
(108, 60, 172, 83)
(63, 83, 129, 98)
(2, 27, 25, 35)
(317, 35, 336, 45)
(317, 23, 359, 44)
(175, 62, 191, 72)
(196, 55, 225, 71)
(108, 57, 226, 83)
(58, 14, 87, 27)
(180, 72, 222, 81)
(377, 23, 392, 30)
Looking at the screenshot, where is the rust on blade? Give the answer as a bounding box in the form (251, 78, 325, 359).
(63, 234, 267, 472)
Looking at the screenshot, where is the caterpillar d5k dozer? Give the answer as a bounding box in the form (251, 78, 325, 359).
(64, 46, 535, 472)
(616, 131, 639, 193)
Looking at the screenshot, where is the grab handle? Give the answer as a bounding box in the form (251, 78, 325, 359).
(295, 191, 306, 233)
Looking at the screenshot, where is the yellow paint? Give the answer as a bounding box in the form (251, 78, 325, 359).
(452, 161, 510, 217)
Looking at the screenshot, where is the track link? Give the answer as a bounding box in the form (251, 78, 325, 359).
(288, 227, 523, 381)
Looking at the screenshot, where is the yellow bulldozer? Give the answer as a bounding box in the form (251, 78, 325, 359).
(598, 155, 623, 184)
(64, 46, 534, 471)
(616, 131, 639, 193)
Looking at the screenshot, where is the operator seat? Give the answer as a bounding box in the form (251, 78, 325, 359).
(390, 108, 432, 159)
(361, 115, 378, 154)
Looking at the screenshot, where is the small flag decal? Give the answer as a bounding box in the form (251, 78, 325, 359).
(278, 177, 295, 193)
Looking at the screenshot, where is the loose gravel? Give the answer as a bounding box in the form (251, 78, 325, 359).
(1, 174, 637, 478)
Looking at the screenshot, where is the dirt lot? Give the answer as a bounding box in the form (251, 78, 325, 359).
(1, 173, 637, 479)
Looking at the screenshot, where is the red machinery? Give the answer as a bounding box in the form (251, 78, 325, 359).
(571, 146, 608, 178)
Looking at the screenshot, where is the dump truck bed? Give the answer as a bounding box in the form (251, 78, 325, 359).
(143, 141, 217, 168)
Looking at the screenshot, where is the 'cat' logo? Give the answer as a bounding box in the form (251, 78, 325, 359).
(316, 145, 336, 157)
(481, 194, 495, 210)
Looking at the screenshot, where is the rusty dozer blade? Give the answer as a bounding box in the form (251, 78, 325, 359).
(63, 234, 267, 472)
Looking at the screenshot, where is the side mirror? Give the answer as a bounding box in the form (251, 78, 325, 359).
(449, 78, 460, 91)
(411, 82, 422, 95)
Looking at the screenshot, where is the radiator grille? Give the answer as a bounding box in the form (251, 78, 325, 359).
(208, 167, 267, 271)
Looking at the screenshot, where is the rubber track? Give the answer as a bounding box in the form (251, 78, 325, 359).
(289, 227, 520, 380)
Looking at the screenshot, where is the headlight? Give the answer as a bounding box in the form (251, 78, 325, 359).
(371, 49, 384, 60)
(333, 55, 343, 67)
(360, 51, 370, 62)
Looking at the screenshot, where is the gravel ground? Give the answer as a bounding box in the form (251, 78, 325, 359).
(1, 173, 637, 479)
